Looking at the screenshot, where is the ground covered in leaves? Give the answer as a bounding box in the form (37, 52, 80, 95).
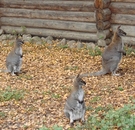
(0, 41, 135, 130)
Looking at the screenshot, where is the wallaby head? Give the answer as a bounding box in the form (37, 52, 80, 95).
(15, 39, 24, 47)
(73, 74, 86, 89)
(116, 26, 126, 37)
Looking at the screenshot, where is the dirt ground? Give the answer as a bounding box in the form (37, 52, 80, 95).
(0, 41, 135, 130)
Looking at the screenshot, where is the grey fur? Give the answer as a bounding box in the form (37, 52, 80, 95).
(64, 74, 86, 125)
(6, 39, 24, 75)
(81, 26, 126, 77)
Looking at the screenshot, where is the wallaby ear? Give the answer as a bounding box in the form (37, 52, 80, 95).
(76, 74, 80, 78)
(117, 25, 121, 30)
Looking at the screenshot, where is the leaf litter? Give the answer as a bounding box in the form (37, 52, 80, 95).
(0, 41, 135, 129)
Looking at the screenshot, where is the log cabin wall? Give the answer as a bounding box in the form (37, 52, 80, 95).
(0, 0, 134, 44)
(110, 0, 135, 44)
(94, 0, 112, 46)
(0, 0, 97, 41)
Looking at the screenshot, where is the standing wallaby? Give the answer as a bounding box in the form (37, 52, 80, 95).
(64, 74, 86, 126)
(5, 39, 24, 75)
(81, 26, 126, 77)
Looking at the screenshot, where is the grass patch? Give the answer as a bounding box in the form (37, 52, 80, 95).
(52, 93, 61, 99)
(117, 86, 124, 91)
(64, 66, 79, 71)
(0, 111, 6, 119)
(88, 46, 102, 56)
(0, 86, 25, 101)
(125, 47, 135, 56)
(90, 96, 101, 103)
(59, 44, 69, 49)
(39, 125, 63, 130)
(42, 91, 61, 99)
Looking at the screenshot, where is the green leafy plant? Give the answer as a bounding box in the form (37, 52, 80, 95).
(88, 46, 102, 56)
(117, 86, 124, 91)
(39, 126, 50, 130)
(0, 111, 6, 119)
(12, 30, 17, 36)
(0, 86, 25, 101)
(125, 47, 135, 56)
(90, 96, 101, 103)
(78, 104, 135, 130)
(99, 35, 104, 39)
(39, 125, 63, 130)
(52, 93, 61, 99)
(21, 26, 26, 34)
(64, 65, 79, 71)
(59, 44, 69, 49)
(52, 125, 63, 130)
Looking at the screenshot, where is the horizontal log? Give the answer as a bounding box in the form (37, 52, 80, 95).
(0, 8, 95, 22)
(0, 17, 97, 33)
(122, 37, 135, 45)
(112, 25, 135, 37)
(96, 21, 111, 30)
(1, 26, 98, 41)
(0, 0, 94, 12)
(95, 8, 111, 21)
(111, 14, 135, 25)
(94, 0, 111, 9)
(39, 0, 93, 1)
(110, 2, 135, 14)
(111, 0, 135, 2)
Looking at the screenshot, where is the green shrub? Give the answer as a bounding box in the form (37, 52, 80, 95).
(78, 104, 135, 130)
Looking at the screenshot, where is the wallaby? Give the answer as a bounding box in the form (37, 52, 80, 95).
(81, 25, 126, 77)
(64, 74, 86, 126)
(0, 39, 24, 75)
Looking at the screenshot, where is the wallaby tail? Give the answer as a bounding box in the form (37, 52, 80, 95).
(0, 69, 8, 73)
(80, 69, 107, 77)
(66, 69, 107, 79)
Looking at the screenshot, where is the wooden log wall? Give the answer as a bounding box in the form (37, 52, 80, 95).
(0, 0, 135, 44)
(94, 0, 112, 41)
(110, 0, 135, 44)
(0, 0, 97, 41)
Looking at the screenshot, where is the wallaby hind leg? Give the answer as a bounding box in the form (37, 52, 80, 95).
(64, 109, 74, 126)
(69, 111, 74, 126)
(16, 60, 22, 73)
(105, 56, 120, 76)
(112, 71, 120, 76)
(7, 64, 12, 73)
(81, 109, 85, 123)
(11, 66, 17, 76)
(16, 66, 21, 73)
